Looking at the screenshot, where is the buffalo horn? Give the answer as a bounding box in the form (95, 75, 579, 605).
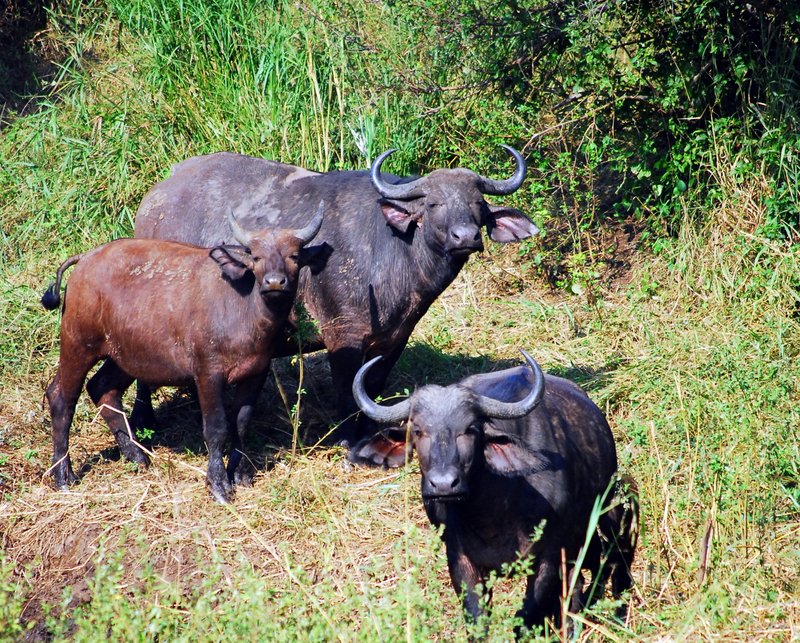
(294, 201, 325, 244)
(352, 356, 413, 423)
(227, 207, 253, 246)
(474, 349, 545, 419)
(370, 149, 426, 200)
(475, 145, 527, 196)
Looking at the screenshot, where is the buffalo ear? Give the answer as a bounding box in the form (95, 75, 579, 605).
(210, 245, 253, 281)
(483, 423, 549, 476)
(298, 242, 333, 275)
(486, 205, 539, 242)
(380, 200, 422, 233)
(348, 428, 413, 468)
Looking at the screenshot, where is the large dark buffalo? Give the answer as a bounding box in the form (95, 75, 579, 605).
(353, 351, 638, 635)
(41, 206, 323, 503)
(134, 147, 538, 448)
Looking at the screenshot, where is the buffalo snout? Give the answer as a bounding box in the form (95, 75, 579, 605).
(260, 273, 290, 296)
(446, 222, 483, 256)
(422, 466, 468, 500)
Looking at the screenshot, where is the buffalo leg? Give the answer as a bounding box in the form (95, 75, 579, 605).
(46, 339, 104, 488)
(442, 527, 490, 636)
(328, 339, 408, 448)
(226, 372, 269, 486)
(130, 381, 159, 432)
(46, 369, 83, 488)
(326, 345, 368, 446)
(195, 374, 233, 504)
(128, 380, 159, 433)
(86, 359, 149, 466)
(516, 555, 562, 637)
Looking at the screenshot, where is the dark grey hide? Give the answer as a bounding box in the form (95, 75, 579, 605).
(352, 352, 637, 635)
(133, 147, 538, 448)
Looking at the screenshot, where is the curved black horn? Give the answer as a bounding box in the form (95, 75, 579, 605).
(370, 149, 426, 200)
(227, 207, 253, 246)
(476, 145, 527, 196)
(352, 356, 413, 423)
(475, 349, 545, 419)
(294, 201, 325, 244)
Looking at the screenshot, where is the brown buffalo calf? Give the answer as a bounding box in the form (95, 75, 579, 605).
(42, 205, 323, 503)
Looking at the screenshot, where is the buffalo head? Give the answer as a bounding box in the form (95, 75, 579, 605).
(370, 146, 539, 258)
(353, 350, 546, 500)
(210, 202, 324, 304)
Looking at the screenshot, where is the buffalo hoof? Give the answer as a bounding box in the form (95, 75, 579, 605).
(207, 476, 234, 504)
(232, 463, 255, 487)
(53, 462, 79, 490)
(117, 438, 151, 467)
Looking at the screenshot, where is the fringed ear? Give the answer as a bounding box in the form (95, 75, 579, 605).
(380, 200, 423, 233)
(483, 424, 551, 476)
(41, 282, 61, 310)
(486, 205, 539, 242)
(348, 429, 413, 468)
(210, 245, 254, 281)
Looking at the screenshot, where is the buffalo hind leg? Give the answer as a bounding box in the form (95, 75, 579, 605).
(46, 368, 86, 488)
(195, 374, 233, 503)
(226, 372, 269, 486)
(86, 359, 149, 467)
(46, 340, 103, 489)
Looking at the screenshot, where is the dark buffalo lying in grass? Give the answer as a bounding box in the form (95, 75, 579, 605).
(133, 146, 538, 450)
(41, 206, 323, 503)
(353, 351, 638, 635)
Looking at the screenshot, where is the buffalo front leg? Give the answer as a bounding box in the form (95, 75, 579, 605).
(515, 555, 563, 638)
(86, 359, 149, 466)
(226, 372, 269, 487)
(127, 380, 159, 434)
(442, 526, 490, 637)
(449, 555, 490, 639)
(327, 338, 409, 449)
(196, 374, 233, 504)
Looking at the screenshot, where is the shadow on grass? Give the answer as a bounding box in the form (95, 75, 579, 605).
(78, 343, 620, 480)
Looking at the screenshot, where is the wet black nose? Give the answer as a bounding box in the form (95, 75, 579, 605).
(451, 224, 480, 243)
(447, 223, 483, 254)
(423, 467, 466, 499)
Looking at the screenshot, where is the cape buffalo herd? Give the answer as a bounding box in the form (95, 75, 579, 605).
(42, 147, 638, 634)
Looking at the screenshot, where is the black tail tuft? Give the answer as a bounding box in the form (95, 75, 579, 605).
(41, 282, 61, 310)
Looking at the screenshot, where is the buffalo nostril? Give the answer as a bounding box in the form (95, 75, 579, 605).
(262, 274, 289, 293)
